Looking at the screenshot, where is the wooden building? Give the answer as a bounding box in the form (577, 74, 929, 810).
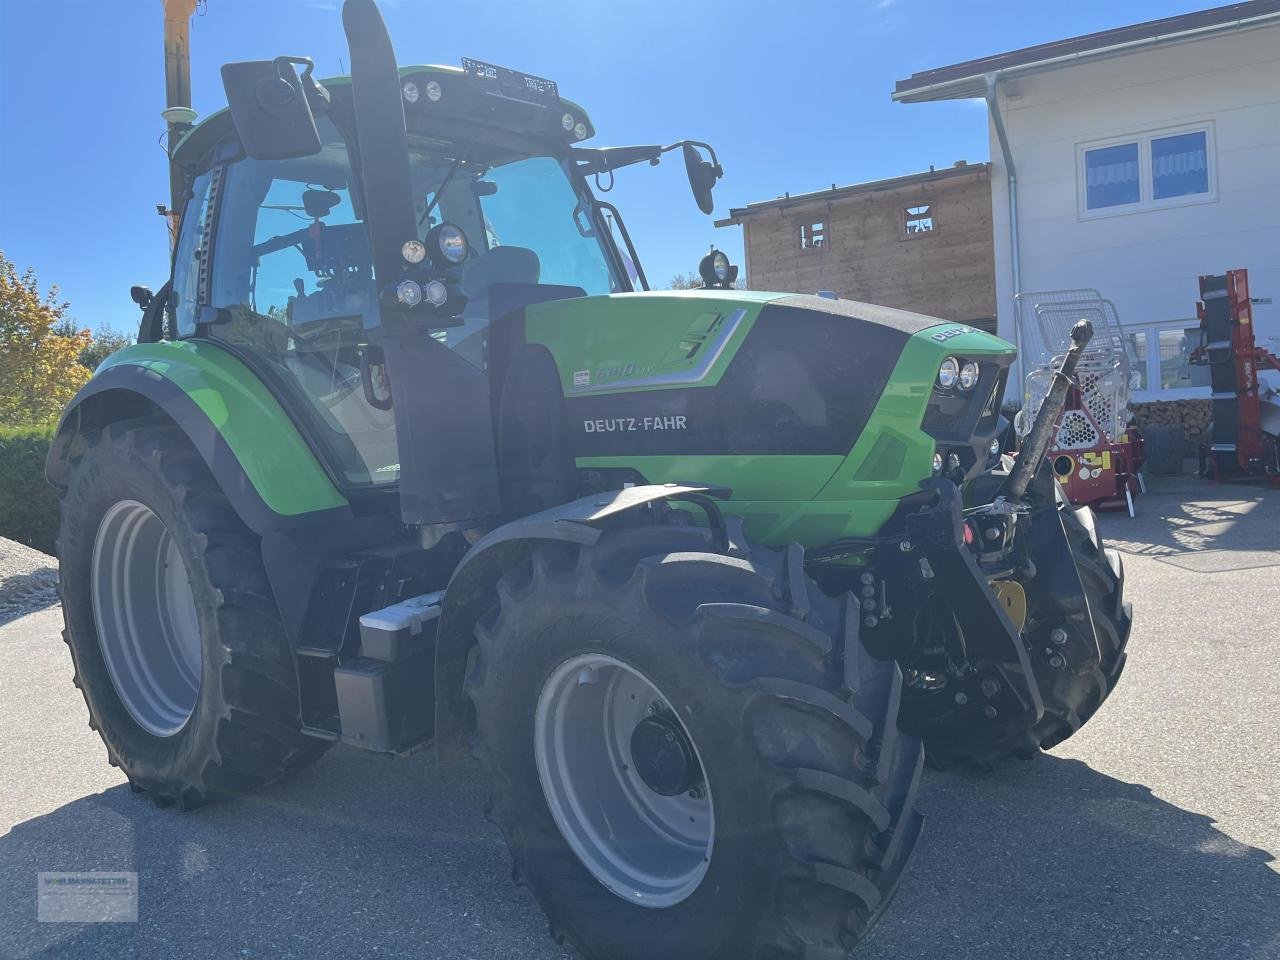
(715, 162, 998, 332)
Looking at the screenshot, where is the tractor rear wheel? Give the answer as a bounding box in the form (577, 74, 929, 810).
(57, 420, 327, 808)
(466, 524, 923, 960)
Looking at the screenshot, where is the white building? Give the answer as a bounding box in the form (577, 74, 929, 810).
(893, 1, 1280, 411)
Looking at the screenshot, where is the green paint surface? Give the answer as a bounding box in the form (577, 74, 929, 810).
(98, 342, 347, 516)
(525, 291, 778, 396)
(573, 319, 1017, 549)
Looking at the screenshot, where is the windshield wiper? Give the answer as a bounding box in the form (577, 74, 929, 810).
(419, 126, 490, 227)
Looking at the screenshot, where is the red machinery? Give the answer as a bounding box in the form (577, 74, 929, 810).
(1194, 269, 1280, 484)
(1017, 290, 1146, 515)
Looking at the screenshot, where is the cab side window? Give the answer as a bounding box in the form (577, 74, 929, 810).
(170, 171, 214, 338)
(206, 126, 398, 488)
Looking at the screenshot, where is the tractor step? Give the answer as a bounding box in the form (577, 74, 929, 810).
(330, 591, 444, 753)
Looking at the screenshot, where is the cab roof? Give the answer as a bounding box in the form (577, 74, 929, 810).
(173, 64, 595, 169)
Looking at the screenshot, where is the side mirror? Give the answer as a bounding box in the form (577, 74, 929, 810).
(221, 57, 327, 160)
(130, 285, 153, 311)
(683, 143, 721, 215)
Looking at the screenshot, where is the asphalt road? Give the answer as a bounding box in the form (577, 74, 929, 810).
(2, 474, 1278, 959)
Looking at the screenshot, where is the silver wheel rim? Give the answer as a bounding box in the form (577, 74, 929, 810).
(534, 653, 713, 908)
(91, 500, 202, 737)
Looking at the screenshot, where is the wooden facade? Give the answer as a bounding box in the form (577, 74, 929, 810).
(717, 163, 998, 331)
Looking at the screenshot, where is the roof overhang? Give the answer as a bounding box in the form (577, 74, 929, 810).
(893, 1, 1280, 103)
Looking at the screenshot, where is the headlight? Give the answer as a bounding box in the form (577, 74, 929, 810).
(402, 81, 419, 104)
(573, 122, 588, 141)
(711, 250, 730, 282)
(424, 80, 443, 102)
(561, 112, 576, 131)
(937, 356, 960, 389)
(959, 361, 980, 391)
(990, 436, 1001, 456)
(428, 222, 469, 265)
(933, 452, 943, 473)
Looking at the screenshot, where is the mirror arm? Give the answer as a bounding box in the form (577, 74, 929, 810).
(273, 55, 331, 112)
(572, 140, 723, 178)
(661, 140, 723, 176)
(571, 145, 662, 176)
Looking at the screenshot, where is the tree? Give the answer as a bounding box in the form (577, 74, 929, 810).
(669, 271, 704, 290)
(0, 250, 91, 426)
(78, 326, 135, 372)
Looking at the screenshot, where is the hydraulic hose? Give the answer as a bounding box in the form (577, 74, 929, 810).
(1005, 318, 1094, 501)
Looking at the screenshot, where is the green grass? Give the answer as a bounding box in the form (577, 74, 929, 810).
(0, 423, 59, 555)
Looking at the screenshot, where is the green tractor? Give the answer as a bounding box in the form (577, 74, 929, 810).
(46, 2, 1130, 956)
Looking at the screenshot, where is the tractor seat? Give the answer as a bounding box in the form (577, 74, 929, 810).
(461, 246, 540, 319)
(447, 246, 541, 364)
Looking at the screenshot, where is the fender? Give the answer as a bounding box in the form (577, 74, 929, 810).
(432, 482, 729, 759)
(46, 342, 376, 648)
(46, 341, 348, 535)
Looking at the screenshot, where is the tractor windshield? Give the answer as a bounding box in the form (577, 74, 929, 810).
(199, 119, 623, 487)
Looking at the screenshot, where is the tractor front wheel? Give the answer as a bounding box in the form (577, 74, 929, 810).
(57, 420, 327, 808)
(467, 524, 923, 960)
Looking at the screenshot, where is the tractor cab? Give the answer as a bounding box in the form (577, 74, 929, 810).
(173, 53, 721, 529)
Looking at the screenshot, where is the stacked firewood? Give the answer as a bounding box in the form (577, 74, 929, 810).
(1130, 400, 1212, 452)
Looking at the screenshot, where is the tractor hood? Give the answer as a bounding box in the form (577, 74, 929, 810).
(521, 289, 1002, 400)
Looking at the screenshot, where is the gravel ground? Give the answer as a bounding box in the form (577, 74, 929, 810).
(1, 475, 1277, 959)
(0, 538, 59, 628)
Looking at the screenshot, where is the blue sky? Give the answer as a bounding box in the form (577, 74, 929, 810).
(0, 0, 1202, 332)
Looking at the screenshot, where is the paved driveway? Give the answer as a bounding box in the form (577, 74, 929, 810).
(2, 474, 1277, 959)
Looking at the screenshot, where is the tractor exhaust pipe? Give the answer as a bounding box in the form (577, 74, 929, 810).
(1005, 318, 1094, 501)
(342, 0, 501, 530)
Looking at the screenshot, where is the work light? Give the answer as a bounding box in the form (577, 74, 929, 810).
(424, 280, 449, 307)
(395, 280, 423, 307)
(698, 249, 738, 288)
(428, 222, 469, 266)
(402, 240, 427, 265)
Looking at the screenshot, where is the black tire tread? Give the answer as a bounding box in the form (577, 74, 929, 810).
(58, 420, 327, 808)
(466, 525, 924, 960)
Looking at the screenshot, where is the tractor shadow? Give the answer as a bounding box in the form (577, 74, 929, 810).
(0, 749, 572, 960)
(1097, 468, 1280, 568)
(1, 748, 1276, 959)
(862, 754, 1280, 960)
(0, 568, 60, 629)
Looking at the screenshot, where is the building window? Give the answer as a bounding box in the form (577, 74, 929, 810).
(800, 221, 825, 250)
(1078, 123, 1215, 217)
(1157, 326, 1204, 390)
(1084, 142, 1140, 210)
(1126, 324, 1210, 397)
(903, 203, 935, 236)
(1151, 131, 1209, 200)
(1124, 331, 1148, 392)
